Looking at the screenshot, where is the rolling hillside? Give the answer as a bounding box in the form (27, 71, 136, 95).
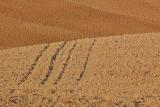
(1, 0, 160, 49)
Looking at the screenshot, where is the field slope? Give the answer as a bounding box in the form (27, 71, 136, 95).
(1, 33, 160, 106)
(1, 0, 160, 49)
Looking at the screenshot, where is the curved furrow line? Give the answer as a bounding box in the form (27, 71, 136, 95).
(17, 44, 49, 85)
(53, 41, 77, 85)
(40, 42, 66, 84)
(77, 39, 96, 81)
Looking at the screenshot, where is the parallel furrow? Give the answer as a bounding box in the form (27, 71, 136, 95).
(41, 42, 66, 84)
(18, 44, 49, 85)
(53, 42, 77, 85)
(77, 39, 96, 81)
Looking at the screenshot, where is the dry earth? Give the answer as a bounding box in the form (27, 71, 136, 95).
(1, 33, 160, 106)
(1, 0, 160, 49)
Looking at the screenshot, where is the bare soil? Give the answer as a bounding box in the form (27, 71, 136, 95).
(1, 33, 160, 106)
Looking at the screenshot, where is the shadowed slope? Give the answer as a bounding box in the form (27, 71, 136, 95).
(69, 0, 160, 21)
(1, 0, 160, 49)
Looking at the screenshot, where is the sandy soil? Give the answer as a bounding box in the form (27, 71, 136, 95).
(1, 0, 160, 49)
(1, 33, 160, 106)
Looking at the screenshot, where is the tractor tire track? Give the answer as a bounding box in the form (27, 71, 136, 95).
(18, 44, 49, 85)
(41, 42, 66, 84)
(53, 41, 77, 85)
(77, 39, 96, 81)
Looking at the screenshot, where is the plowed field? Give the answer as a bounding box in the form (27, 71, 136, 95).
(1, 33, 160, 106)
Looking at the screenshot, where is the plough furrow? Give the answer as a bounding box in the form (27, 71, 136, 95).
(18, 44, 49, 85)
(41, 42, 66, 84)
(53, 42, 77, 85)
(77, 39, 96, 81)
